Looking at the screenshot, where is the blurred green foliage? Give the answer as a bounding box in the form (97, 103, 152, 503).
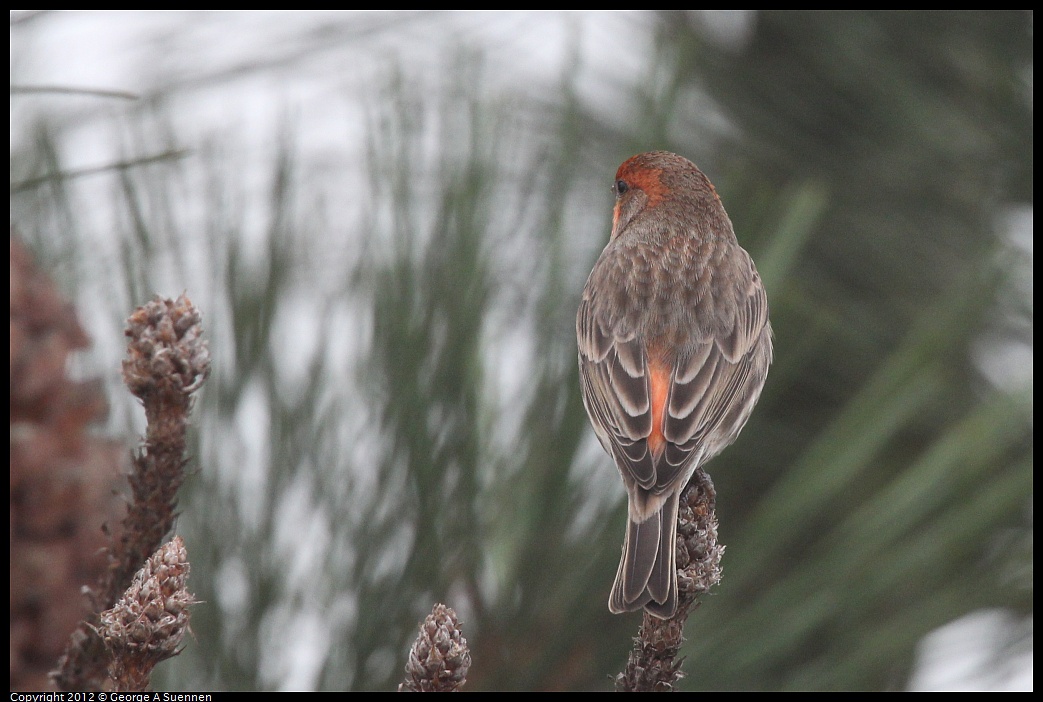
(10, 10, 1031, 691)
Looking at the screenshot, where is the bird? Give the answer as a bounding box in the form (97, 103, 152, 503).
(576, 151, 772, 618)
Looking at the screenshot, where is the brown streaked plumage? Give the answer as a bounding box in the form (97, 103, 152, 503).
(577, 151, 772, 618)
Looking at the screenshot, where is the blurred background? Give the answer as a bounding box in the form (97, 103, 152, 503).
(9, 10, 1032, 691)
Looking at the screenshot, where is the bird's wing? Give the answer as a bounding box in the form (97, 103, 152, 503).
(662, 259, 772, 476)
(577, 255, 771, 501)
(578, 302, 657, 492)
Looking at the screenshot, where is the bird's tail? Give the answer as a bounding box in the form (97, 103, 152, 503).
(608, 490, 680, 619)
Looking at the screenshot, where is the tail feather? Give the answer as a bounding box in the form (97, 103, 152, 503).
(609, 491, 681, 618)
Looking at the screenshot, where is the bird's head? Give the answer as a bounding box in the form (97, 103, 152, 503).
(610, 151, 727, 243)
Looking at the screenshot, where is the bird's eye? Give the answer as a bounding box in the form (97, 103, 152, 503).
(614, 179, 629, 197)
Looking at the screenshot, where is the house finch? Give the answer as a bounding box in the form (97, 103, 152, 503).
(577, 151, 772, 618)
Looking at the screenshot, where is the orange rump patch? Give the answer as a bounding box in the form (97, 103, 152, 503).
(646, 357, 670, 458)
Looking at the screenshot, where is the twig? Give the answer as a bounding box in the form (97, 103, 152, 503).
(11, 84, 140, 100)
(52, 295, 210, 691)
(10, 150, 191, 193)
